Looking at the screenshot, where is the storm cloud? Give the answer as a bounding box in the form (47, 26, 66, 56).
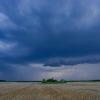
(0, 0, 100, 80)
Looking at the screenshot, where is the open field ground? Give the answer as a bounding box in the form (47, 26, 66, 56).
(0, 82, 100, 100)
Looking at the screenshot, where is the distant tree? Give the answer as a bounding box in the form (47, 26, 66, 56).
(41, 78, 67, 84)
(42, 79, 46, 83)
(60, 79, 66, 83)
(46, 77, 57, 83)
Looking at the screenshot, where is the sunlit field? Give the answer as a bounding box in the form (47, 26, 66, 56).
(0, 82, 100, 100)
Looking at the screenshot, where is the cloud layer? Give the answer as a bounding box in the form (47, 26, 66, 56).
(0, 0, 100, 80)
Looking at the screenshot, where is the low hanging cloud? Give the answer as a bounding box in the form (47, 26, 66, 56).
(44, 55, 100, 66)
(1, 63, 100, 81)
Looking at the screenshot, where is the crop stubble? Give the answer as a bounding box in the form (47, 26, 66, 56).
(0, 82, 100, 100)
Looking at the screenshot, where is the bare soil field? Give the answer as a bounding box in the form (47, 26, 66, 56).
(0, 82, 100, 100)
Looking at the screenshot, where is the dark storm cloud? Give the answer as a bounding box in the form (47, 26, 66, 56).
(0, 0, 100, 64)
(0, 0, 100, 80)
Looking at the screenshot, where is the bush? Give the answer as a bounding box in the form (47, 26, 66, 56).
(42, 78, 67, 84)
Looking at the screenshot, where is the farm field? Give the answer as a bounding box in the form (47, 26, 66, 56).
(0, 82, 100, 100)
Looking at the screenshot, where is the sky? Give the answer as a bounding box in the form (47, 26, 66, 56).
(0, 0, 100, 80)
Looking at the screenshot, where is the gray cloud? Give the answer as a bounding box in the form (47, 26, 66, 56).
(44, 55, 100, 66)
(0, 0, 100, 80)
(0, 13, 17, 30)
(1, 63, 100, 81)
